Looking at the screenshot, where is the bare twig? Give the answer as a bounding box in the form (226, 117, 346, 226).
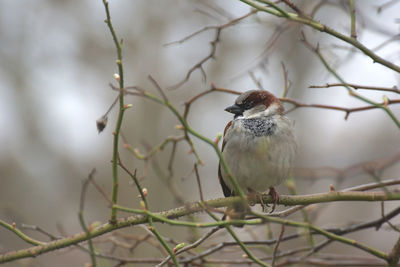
(309, 83, 400, 94)
(280, 62, 290, 98)
(376, 0, 400, 14)
(300, 31, 400, 127)
(157, 227, 221, 267)
(87, 169, 113, 206)
(349, 0, 357, 39)
(101, 0, 126, 224)
(78, 168, 97, 267)
(183, 84, 241, 119)
(3, 198, 400, 264)
(282, 97, 400, 120)
(117, 157, 179, 266)
(240, 0, 400, 73)
(381, 202, 400, 233)
(281, 0, 305, 16)
(249, 71, 265, 91)
(272, 225, 285, 266)
(388, 235, 400, 267)
(20, 224, 59, 241)
(181, 83, 400, 122)
(148, 75, 168, 102)
(294, 151, 400, 181)
(194, 163, 204, 202)
(373, 34, 400, 51)
(167, 10, 257, 89)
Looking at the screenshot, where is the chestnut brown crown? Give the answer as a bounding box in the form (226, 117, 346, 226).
(225, 90, 283, 117)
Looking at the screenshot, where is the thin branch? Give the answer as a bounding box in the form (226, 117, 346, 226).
(249, 71, 265, 91)
(304, 206, 400, 256)
(294, 151, 400, 181)
(281, 97, 400, 120)
(183, 84, 241, 120)
(20, 224, 59, 241)
(280, 62, 290, 98)
(285, 178, 315, 246)
(0, 220, 44, 246)
(182, 84, 400, 122)
(276, 256, 387, 266)
(78, 169, 97, 267)
(157, 227, 221, 267)
(87, 169, 113, 206)
(202, 204, 271, 267)
(273, 177, 400, 219)
(388, 235, 400, 267)
(148, 75, 168, 102)
(301, 31, 400, 128)
(271, 225, 285, 266)
(281, 0, 305, 16)
(194, 163, 204, 202)
(183, 205, 400, 264)
(381, 202, 400, 233)
(120, 85, 246, 199)
(102, 0, 126, 224)
(117, 158, 178, 266)
(376, 0, 400, 14)
(2, 184, 400, 263)
(124, 135, 185, 161)
(309, 83, 400, 95)
(252, 211, 389, 261)
(239, 0, 400, 73)
(167, 10, 257, 89)
(349, 0, 357, 39)
(373, 34, 400, 51)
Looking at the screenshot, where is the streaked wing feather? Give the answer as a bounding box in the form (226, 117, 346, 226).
(218, 121, 234, 197)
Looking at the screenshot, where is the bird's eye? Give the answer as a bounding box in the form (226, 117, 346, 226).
(242, 101, 253, 110)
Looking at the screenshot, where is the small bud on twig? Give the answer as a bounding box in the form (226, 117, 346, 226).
(383, 95, 389, 107)
(138, 188, 148, 198)
(173, 243, 186, 253)
(123, 104, 132, 110)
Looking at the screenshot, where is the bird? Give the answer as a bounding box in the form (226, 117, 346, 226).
(218, 89, 296, 220)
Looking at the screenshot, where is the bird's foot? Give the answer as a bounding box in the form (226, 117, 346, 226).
(268, 187, 280, 213)
(247, 188, 268, 212)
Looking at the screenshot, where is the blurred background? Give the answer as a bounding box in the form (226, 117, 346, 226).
(1, 0, 399, 266)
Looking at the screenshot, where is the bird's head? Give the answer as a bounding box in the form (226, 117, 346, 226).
(225, 90, 283, 119)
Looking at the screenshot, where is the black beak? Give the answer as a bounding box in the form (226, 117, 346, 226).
(224, 104, 244, 115)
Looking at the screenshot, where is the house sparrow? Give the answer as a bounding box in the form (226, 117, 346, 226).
(218, 90, 296, 217)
